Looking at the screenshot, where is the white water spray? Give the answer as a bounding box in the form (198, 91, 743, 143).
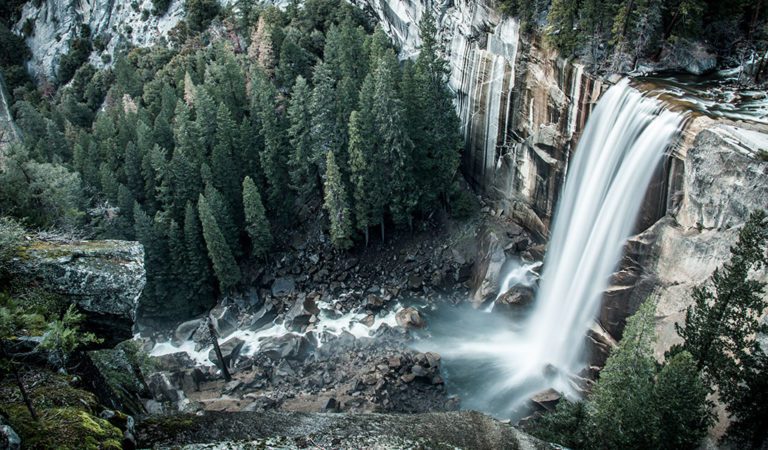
(416, 79, 684, 416)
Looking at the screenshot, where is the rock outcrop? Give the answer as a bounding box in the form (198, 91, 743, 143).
(136, 410, 548, 449)
(10, 238, 145, 346)
(599, 119, 768, 353)
(13, 0, 188, 81)
(0, 73, 21, 153)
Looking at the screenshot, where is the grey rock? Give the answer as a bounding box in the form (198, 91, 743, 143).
(0, 415, 21, 450)
(210, 306, 238, 339)
(395, 307, 425, 330)
(9, 239, 145, 347)
(260, 334, 314, 361)
(172, 319, 203, 346)
(208, 338, 246, 368)
(148, 372, 180, 403)
(271, 277, 296, 297)
(284, 296, 320, 331)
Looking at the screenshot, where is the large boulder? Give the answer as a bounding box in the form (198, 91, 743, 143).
(0, 415, 21, 450)
(10, 239, 145, 346)
(395, 307, 425, 330)
(470, 231, 507, 307)
(172, 319, 204, 346)
(284, 296, 320, 331)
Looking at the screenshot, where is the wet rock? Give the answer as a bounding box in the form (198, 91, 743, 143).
(210, 306, 238, 339)
(153, 351, 194, 371)
(260, 334, 314, 361)
(364, 294, 385, 313)
(271, 277, 296, 297)
(395, 307, 425, 329)
(495, 285, 536, 312)
(223, 380, 243, 394)
(530, 388, 561, 412)
(284, 296, 320, 331)
(360, 314, 375, 327)
(246, 302, 278, 332)
(0, 415, 21, 450)
(408, 274, 423, 290)
(172, 319, 203, 346)
(208, 338, 246, 368)
(148, 372, 180, 403)
(470, 231, 507, 307)
(323, 397, 340, 412)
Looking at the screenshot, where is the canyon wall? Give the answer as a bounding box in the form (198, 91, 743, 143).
(357, 0, 606, 236)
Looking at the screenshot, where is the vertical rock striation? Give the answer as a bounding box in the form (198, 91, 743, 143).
(358, 0, 605, 233)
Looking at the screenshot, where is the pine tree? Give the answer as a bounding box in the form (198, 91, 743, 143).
(589, 298, 660, 449)
(205, 47, 248, 121)
(198, 194, 242, 292)
(254, 73, 292, 213)
(242, 176, 272, 259)
(546, 0, 582, 55)
(204, 183, 240, 257)
(211, 102, 242, 219)
(309, 62, 340, 176)
(373, 49, 416, 228)
(276, 28, 314, 90)
(347, 110, 378, 245)
(287, 76, 317, 201)
(413, 11, 462, 210)
(322, 151, 354, 250)
(184, 201, 215, 306)
(676, 210, 768, 447)
(192, 88, 217, 156)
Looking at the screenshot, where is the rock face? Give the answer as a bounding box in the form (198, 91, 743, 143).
(136, 410, 549, 449)
(10, 238, 145, 346)
(358, 0, 605, 230)
(0, 73, 21, 153)
(13, 0, 189, 81)
(601, 119, 768, 355)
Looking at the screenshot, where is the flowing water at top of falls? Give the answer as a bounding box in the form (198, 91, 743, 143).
(415, 79, 685, 418)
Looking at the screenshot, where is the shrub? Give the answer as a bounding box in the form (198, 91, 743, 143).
(152, 0, 173, 16)
(185, 0, 220, 32)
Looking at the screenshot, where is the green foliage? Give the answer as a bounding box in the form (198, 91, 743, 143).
(0, 217, 24, 270)
(322, 151, 353, 250)
(58, 35, 92, 86)
(287, 76, 317, 201)
(242, 176, 272, 259)
(152, 0, 173, 16)
(40, 305, 102, 365)
(676, 210, 768, 448)
(185, 0, 220, 32)
(198, 194, 241, 291)
(531, 299, 712, 450)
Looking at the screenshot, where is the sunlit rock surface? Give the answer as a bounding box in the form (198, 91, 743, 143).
(137, 410, 548, 449)
(10, 238, 145, 345)
(13, 0, 188, 81)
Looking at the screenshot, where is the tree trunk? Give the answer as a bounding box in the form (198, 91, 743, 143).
(380, 221, 385, 242)
(13, 365, 38, 421)
(364, 228, 369, 247)
(207, 318, 232, 382)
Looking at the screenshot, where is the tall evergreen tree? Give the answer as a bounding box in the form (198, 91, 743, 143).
(309, 62, 341, 176)
(211, 102, 243, 220)
(287, 76, 318, 201)
(184, 201, 215, 306)
(242, 176, 272, 259)
(322, 151, 353, 250)
(198, 194, 242, 292)
(676, 210, 768, 447)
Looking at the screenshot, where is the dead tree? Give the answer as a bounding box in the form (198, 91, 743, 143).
(207, 316, 232, 382)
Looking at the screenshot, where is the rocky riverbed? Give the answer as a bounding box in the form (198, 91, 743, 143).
(135, 211, 542, 418)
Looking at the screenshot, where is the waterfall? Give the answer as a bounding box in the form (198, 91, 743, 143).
(415, 79, 684, 417)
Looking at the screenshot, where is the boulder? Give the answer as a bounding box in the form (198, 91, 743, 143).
(153, 351, 194, 371)
(395, 307, 425, 329)
(494, 285, 536, 315)
(271, 277, 296, 297)
(245, 302, 278, 332)
(470, 231, 507, 307)
(0, 415, 21, 450)
(172, 319, 204, 346)
(530, 388, 561, 412)
(210, 306, 238, 339)
(147, 372, 180, 403)
(259, 334, 314, 361)
(284, 296, 320, 331)
(208, 338, 246, 367)
(9, 239, 145, 347)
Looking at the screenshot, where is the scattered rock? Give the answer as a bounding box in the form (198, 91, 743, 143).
(208, 338, 246, 367)
(0, 415, 21, 450)
(530, 388, 561, 412)
(396, 307, 425, 329)
(408, 274, 423, 290)
(284, 297, 320, 331)
(210, 306, 238, 339)
(260, 334, 314, 361)
(172, 319, 203, 346)
(148, 372, 180, 403)
(271, 277, 296, 297)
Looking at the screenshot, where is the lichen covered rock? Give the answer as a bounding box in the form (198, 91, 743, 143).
(10, 238, 145, 346)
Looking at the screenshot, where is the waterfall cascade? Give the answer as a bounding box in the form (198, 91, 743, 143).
(416, 79, 685, 417)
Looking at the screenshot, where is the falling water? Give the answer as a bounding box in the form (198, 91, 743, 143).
(415, 79, 684, 417)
